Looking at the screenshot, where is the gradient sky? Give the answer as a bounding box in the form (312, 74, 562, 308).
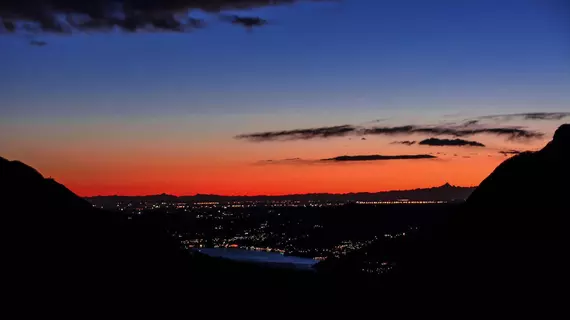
(1, 0, 569, 196)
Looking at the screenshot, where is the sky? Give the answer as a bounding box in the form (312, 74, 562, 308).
(1, 0, 569, 196)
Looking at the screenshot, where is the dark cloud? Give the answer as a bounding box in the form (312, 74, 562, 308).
(361, 125, 543, 141)
(0, 0, 309, 33)
(235, 125, 357, 141)
(29, 39, 47, 46)
(418, 138, 486, 147)
(257, 154, 437, 164)
(463, 120, 480, 126)
(237, 123, 543, 142)
(499, 150, 523, 157)
(256, 158, 308, 165)
(477, 112, 570, 122)
(220, 15, 268, 28)
(391, 140, 416, 146)
(321, 154, 437, 162)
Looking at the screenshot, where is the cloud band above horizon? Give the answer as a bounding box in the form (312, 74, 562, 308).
(321, 154, 437, 162)
(257, 154, 438, 164)
(236, 123, 544, 142)
(476, 112, 570, 122)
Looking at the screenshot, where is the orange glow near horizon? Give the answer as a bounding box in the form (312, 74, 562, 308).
(2, 116, 559, 197)
(38, 153, 507, 197)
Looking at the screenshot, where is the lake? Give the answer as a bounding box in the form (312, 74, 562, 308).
(194, 248, 318, 270)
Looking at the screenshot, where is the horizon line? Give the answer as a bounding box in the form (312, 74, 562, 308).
(84, 183, 478, 198)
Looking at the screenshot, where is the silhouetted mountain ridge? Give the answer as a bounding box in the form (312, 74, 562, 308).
(87, 183, 474, 207)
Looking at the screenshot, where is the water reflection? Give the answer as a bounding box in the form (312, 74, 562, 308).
(195, 248, 317, 270)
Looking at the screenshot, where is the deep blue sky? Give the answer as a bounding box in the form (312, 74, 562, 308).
(1, 0, 569, 119)
(1, 0, 569, 195)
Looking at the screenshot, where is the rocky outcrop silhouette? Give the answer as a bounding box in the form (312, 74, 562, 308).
(467, 123, 569, 209)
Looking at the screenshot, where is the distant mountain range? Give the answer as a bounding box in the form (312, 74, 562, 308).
(85, 183, 476, 206)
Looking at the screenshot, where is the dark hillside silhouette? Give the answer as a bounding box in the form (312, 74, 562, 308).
(1, 157, 93, 211)
(459, 123, 569, 240)
(1, 156, 193, 306)
(468, 123, 569, 209)
(385, 124, 570, 312)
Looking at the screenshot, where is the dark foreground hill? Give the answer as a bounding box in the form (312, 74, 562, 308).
(386, 124, 569, 312)
(463, 124, 569, 238)
(1, 157, 193, 299)
(469, 123, 569, 208)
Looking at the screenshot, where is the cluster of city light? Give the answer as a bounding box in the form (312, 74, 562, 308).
(359, 261, 396, 275)
(101, 199, 357, 212)
(356, 200, 447, 205)
(331, 238, 377, 258)
(384, 232, 407, 239)
(180, 221, 418, 262)
(102, 199, 428, 266)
